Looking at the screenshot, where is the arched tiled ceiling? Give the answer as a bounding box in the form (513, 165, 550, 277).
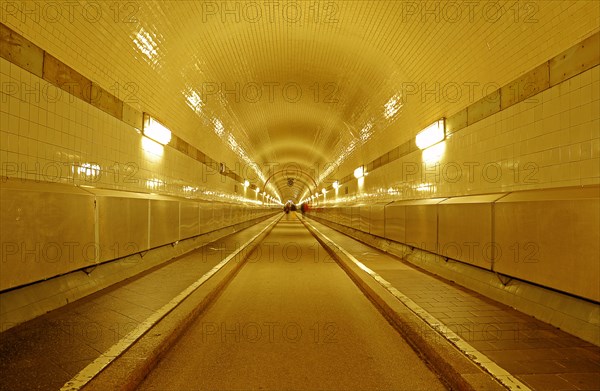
(176, 19, 399, 199)
(265, 167, 320, 203)
(7, 1, 598, 200)
(271, 176, 314, 204)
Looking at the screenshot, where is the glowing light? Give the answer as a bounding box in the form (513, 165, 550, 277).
(422, 141, 446, 163)
(133, 27, 160, 66)
(322, 188, 327, 194)
(359, 122, 373, 142)
(146, 178, 164, 190)
(387, 187, 400, 196)
(183, 185, 198, 193)
(143, 114, 171, 145)
(142, 136, 164, 156)
(185, 87, 203, 114)
(214, 118, 225, 137)
(243, 180, 250, 188)
(416, 183, 434, 192)
(77, 163, 100, 179)
(416, 119, 445, 149)
(384, 93, 403, 119)
(134, 29, 157, 58)
(354, 166, 365, 179)
(332, 181, 339, 190)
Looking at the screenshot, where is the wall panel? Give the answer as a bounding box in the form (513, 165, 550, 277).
(359, 206, 370, 233)
(149, 199, 180, 249)
(95, 191, 149, 263)
(0, 180, 95, 290)
(369, 204, 386, 237)
(404, 199, 446, 253)
(213, 207, 224, 230)
(438, 194, 504, 269)
(494, 186, 600, 301)
(384, 203, 406, 244)
(351, 206, 361, 230)
(316, 185, 599, 302)
(180, 201, 200, 239)
(199, 203, 214, 234)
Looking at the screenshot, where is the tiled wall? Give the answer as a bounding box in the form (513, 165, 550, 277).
(0, 55, 267, 202)
(3, 2, 598, 205)
(0, 2, 598, 204)
(330, 64, 599, 203)
(0, 3, 241, 168)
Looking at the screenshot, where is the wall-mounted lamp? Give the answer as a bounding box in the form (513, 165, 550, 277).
(143, 113, 172, 145)
(332, 181, 339, 190)
(141, 135, 164, 156)
(243, 180, 250, 187)
(416, 118, 445, 150)
(322, 188, 327, 194)
(354, 166, 365, 179)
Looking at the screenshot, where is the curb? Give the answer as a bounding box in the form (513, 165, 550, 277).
(81, 215, 281, 391)
(301, 218, 507, 391)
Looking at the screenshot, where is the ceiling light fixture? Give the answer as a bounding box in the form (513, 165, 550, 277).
(354, 166, 365, 179)
(143, 113, 172, 145)
(416, 118, 445, 150)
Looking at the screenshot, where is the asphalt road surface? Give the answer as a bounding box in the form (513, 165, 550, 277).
(138, 217, 448, 390)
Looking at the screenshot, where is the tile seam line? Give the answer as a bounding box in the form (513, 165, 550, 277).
(59, 215, 281, 391)
(306, 220, 532, 391)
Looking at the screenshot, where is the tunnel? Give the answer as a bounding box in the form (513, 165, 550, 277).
(0, 1, 599, 390)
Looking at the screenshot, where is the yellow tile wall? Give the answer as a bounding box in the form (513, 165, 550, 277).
(1, 1, 598, 203)
(3, 2, 599, 198)
(0, 56, 255, 200)
(335, 65, 599, 202)
(332, 1, 600, 181)
(1, 2, 242, 175)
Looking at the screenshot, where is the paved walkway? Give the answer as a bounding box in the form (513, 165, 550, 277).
(306, 218, 600, 391)
(0, 216, 279, 391)
(2, 213, 598, 390)
(138, 217, 448, 391)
